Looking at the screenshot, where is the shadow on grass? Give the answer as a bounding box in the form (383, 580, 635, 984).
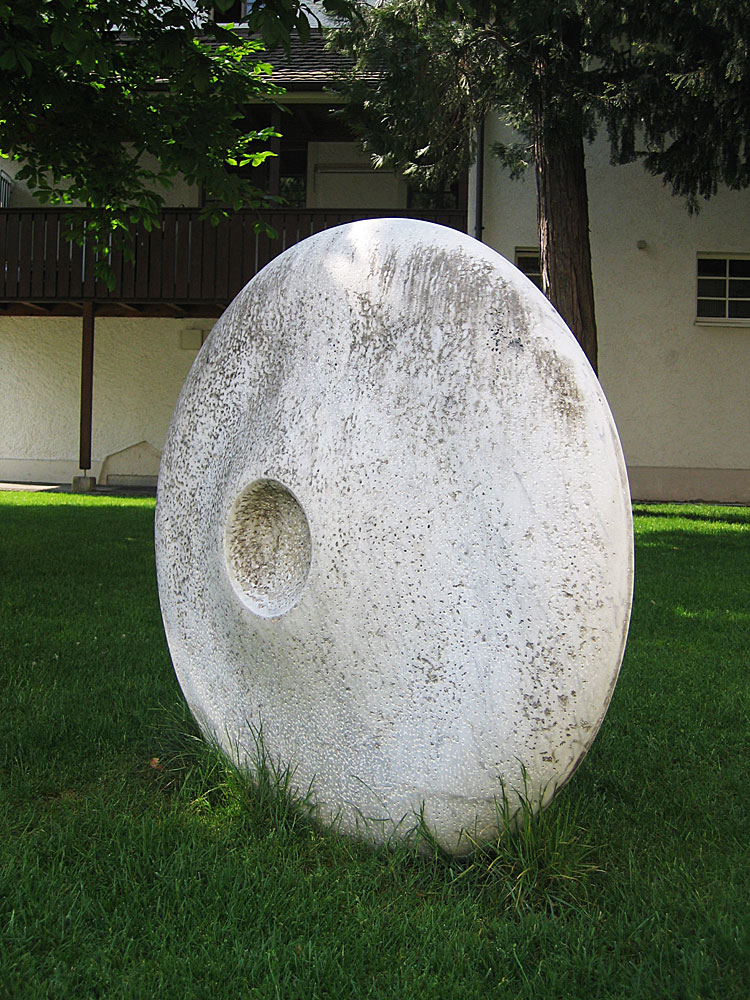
(632, 502, 750, 527)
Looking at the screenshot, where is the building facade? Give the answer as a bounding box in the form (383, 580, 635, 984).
(1, 32, 748, 500)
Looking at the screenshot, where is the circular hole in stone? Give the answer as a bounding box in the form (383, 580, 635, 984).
(224, 479, 312, 618)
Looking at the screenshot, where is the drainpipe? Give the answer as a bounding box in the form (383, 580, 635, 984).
(473, 120, 485, 242)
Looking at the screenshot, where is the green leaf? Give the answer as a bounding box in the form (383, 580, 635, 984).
(0, 49, 17, 71)
(17, 51, 33, 77)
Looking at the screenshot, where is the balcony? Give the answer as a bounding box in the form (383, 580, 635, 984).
(0, 207, 467, 317)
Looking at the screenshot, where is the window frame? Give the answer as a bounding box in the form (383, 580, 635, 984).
(695, 252, 750, 327)
(514, 247, 543, 290)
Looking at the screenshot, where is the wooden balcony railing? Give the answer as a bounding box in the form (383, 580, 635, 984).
(0, 207, 467, 312)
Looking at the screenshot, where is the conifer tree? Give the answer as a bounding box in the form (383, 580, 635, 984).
(332, 0, 750, 373)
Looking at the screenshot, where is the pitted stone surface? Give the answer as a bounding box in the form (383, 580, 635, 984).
(224, 479, 312, 618)
(155, 219, 633, 854)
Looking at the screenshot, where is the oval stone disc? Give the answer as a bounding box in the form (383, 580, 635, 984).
(155, 219, 633, 854)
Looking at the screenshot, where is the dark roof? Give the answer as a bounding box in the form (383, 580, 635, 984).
(200, 28, 363, 91)
(265, 30, 357, 88)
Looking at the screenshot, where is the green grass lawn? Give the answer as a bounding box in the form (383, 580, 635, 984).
(1, 492, 748, 999)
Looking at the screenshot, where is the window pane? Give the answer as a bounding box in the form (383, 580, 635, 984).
(729, 259, 750, 278)
(517, 255, 540, 272)
(698, 258, 727, 277)
(697, 278, 726, 297)
(697, 298, 727, 317)
(728, 299, 750, 318)
(515, 252, 542, 289)
(729, 278, 750, 298)
(279, 176, 306, 208)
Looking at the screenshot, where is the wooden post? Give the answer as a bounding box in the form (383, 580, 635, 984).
(79, 302, 95, 474)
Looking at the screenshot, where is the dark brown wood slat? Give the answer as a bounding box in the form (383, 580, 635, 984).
(82, 223, 97, 298)
(188, 217, 205, 302)
(275, 210, 291, 259)
(293, 210, 309, 248)
(302, 210, 315, 237)
(315, 211, 348, 237)
(300, 209, 315, 244)
(68, 231, 85, 299)
(4, 212, 20, 297)
(30, 214, 47, 298)
(93, 227, 117, 299)
(243, 212, 259, 284)
(213, 217, 230, 303)
(0, 212, 9, 297)
(200, 219, 218, 301)
(43, 214, 61, 298)
(132, 223, 150, 300)
(290, 209, 307, 241)
(148, 222, 164, 300)
(255, 214, 275, 273)
(161, 213, 177, 300)
(16, 213, 34, 298)
(174, 213, 190, 299)
(54, 225, 71, 300)
(227, 213, 245, 299)
(317, 210, 335, 235)
(118, 230, 136, 300)
(309, 211, 326, 237)
(266, 211, 289, 268)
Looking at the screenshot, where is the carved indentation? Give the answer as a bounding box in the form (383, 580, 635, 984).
(224, 479, 311, 618)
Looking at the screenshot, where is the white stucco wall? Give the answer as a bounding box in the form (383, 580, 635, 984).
(307, 142, 407, 210)
(0, 153, 200, 209)
(0, 318, 81, 482)
(472, 119, 750, 501)
(0, 317, 207, 484)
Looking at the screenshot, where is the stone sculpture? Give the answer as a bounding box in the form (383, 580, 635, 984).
(155, 219, 633, 854)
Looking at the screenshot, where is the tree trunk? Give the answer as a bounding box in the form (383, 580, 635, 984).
(534, 129, 598, 374)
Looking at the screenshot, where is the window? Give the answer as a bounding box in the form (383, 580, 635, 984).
(515, 248, 542, 290)
(697, 254, 750, 323)
(279, 175, 306, 208)
(213, 2, 246, 22)
(407, 179, 462, 211)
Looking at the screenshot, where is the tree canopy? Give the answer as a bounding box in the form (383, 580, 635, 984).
(1, 2, 273, 237)
(605, 0, 750, 207)
(0, 0, 352, 251)
(332, 0, 750, 371)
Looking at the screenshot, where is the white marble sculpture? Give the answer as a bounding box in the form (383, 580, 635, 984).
(155, 219, 633, 854)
